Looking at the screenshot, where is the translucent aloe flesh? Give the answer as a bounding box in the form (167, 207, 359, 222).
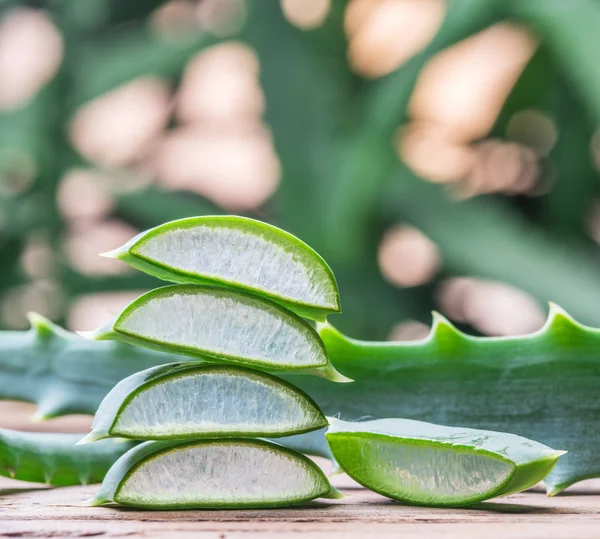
(92, 438, 340, 509)
(326, 418, 565, 507)
(81, 285, 349, 382)
(103, 216, 340, 321)
(289, 304, 600, 495)
(80, 363, 328, 443)
(0, 427, 136, 486)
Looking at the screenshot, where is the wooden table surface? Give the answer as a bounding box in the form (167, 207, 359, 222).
(1, 403, 599, 539)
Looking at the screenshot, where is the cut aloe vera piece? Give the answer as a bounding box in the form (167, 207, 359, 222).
(326, 418, 565, 507)
(102, 216, 340, 321)
(91, 438, 341, 509)
(80, 285, 349, 382)
(79, 363, 328, 443)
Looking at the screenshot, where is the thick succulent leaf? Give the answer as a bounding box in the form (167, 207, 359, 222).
(289, 304, 600, 495)
(0, 428, 135, 486)
(80, 285, 349, 382)
(91, 438, 341, 509)
(80, 363, 327, 443)
(0, 313, 178, 420)
(326, 418, 564, 507)
(102, 216, 340, 321)
(4, 309, 598, 494)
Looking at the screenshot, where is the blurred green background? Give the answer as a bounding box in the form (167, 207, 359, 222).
(1, 0, 600, 341)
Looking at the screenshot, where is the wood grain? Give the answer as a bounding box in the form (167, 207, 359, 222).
(1, 403, 599, 538)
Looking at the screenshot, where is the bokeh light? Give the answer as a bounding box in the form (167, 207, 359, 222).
(0, 8, 63, 111)
(346, 0, 445, 78)
(378, 225, 440, 287)
(281, 0, 331, 30)
(69, 77, 172, 168)
(438, 277, 545, 336)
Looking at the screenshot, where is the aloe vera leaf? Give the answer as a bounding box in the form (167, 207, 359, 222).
(80, 285, 350, 382)
(102, 216, 340, 321)
(289, 304, 600, 495)
(326, 418, 564, 507)
(0, 313, 178, 419)
(79, 363, 328, 443)
(0, 427, 135, 486)
(91, 438, 342, 509)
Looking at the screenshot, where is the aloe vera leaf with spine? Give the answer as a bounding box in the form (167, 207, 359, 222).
(5, 308, 599, 493)
(290, 304, 600, 495)
(0, 427, 136, 486)
(326, 418, 565, 507)
(102, 216, 340, 321)
(80, 285, 350, 382)
(79, 363, 328, 443)
(0, 313, 177, 420)
(91, 438, 342, 509)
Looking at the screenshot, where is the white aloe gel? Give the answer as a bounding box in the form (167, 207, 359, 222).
(91, 439, 340, 509)
(79, 364, 327, 442)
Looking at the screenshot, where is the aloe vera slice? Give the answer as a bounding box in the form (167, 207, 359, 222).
(79, 363, 328, 443)
(326, 418, 565, 507)
(91, 438, 341, 509)
(289, 304, 600, 495)
(102, 216, 340, 321)
(81, 285, 349, 382)
(0, 427, 136, 486)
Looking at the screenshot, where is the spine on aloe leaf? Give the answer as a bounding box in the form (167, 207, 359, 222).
(0, 313, 180, 419)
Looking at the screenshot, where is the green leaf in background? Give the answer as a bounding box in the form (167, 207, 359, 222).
(79, 362, 327, 443)
(327, 418, 564, 506)
(506, 0, 600, 123)
(0, 427, 135, 486)
(91, 438, 341, 509)
(291, 303, 600, 495)
(103, 216, 341, 320)
(385, 170, 600, 326)
(80, 285, 349, 382)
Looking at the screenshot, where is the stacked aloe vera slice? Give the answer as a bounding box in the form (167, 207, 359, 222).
(76, 215, 567, 509)
(79, 216, 346, 509)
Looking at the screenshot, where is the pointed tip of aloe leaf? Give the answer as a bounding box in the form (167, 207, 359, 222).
(330, 462, 343, 475)
(316, 363, 353, 383)
(99, 249, 124, 260)
(76, 329, 98, 340)
(545, 484, 564, 497)
(84, 497, 107, 507)
(76, 432, 106, 445)
(552, 450, 568, 458)
(324, 486, 347, 500)
(76, 325, 115, 341)
(30, 411, 50, 423)
(99, 243, 129, 259)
